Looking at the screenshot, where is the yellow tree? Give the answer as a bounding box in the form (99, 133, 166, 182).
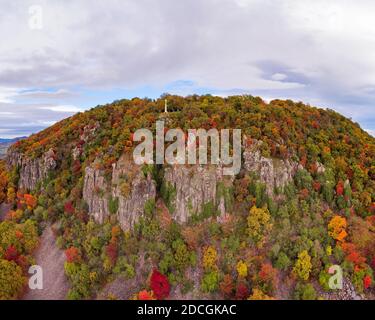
(328, 215, 347, 242)
(247, 206, 272, 246)
(202, 246, 218, 271)
(248, 288, 274, 300)
(236, 260, 248, 278)
(293, 250, 312, 281)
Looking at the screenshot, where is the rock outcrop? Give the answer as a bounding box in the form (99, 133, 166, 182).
(7, 134, 301, 229)
(243, 139, 298, 195)
(6, 148, 57, 190)
(83, 155, 156, 230)
(163, 164, 233, 223)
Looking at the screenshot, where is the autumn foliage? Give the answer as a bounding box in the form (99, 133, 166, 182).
(137, 290, 155, 300)
(65, 247, 81, 263)
(363, 275, 372, 290)
(150, 269, 170, 300)
(328, 215, 348, 242)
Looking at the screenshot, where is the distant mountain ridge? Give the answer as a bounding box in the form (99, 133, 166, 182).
(0, 136, 26, 159)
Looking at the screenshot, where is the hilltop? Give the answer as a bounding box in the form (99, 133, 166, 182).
(0, 95, 374, 300)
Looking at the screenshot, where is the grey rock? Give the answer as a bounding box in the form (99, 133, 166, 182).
(6, 148, 57, 190)
(243, 139, 298, 195)
(82, 156, 156, 231)
(163, 164, 233, 223)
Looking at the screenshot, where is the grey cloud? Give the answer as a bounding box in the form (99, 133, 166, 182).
(0, 0, 374, 135)
(0, 102, 78, 137)
(17, 89, 77, 100)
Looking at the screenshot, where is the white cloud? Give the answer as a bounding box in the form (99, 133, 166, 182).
(0, 87, 20, 103)
(39, 105, 83, 113)
(271, 73, 288, 81)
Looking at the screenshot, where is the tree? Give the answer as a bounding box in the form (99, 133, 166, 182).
(363, 275, 372, 290)
(236, 260, 248, 278)
(220, 274, 235, 298)
(248, 288, 274, 300)
(201, 271, 219, 293)
(235, 282, 249, 300)
(64, 201, 75, 214)
(259, 263, 278, 289)
(0, 259, 26, 299)
(24, 194, 37, 209)
(0, 161, 8, 203)
(336, 180, 344, 196)
(328, 215, 347, 242)
(105, 241, 118, 266)
(65, 247, 81, 263)
(4, 245, 19, 262)
(202, 246, 217, 271)
(137, 290, 155, 300)
(275, 252, 291, 271)
(150, 269, 170, 300)
(293, 250, 312, 281)
(294, 282, 317, 300)
(247, 206, 272, 246)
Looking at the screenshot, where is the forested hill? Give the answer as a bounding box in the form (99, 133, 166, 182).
(1, 95, 374, 300)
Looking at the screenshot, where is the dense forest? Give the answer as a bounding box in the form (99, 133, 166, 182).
(0, 95, 374, 300)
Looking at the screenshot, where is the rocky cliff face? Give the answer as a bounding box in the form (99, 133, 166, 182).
(243, 139, 298, 195)
(82, 156, 156, 230)
(163, 164, 233, 223)
(8, 136, 301, 230)
(6, 148, 57, 190)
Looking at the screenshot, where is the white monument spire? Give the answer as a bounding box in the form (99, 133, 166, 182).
(164, 99, 168, 113)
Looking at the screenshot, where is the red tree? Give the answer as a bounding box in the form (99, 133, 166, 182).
(138, 290, 154, 300)
(4, 245, 19, 262)
(65, 247, 81, 263)
(220, 274, 235, 298)
(150, 269, 170, 300)
(336, 181, 344, 196)
(24, 194, 37, 209)
(363, 275, 372, 290)
(313, 181, 321, 192)
(235, 282, 249, 300)
(106, 241, 118, 265)
(64, 201, 75, 214)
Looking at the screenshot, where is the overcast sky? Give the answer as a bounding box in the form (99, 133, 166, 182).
(1, 0, 375, 138)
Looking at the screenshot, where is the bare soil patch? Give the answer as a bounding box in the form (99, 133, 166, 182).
(23, 225, 70, 300)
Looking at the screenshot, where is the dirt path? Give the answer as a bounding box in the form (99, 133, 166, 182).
(23, 225, 70, 300)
